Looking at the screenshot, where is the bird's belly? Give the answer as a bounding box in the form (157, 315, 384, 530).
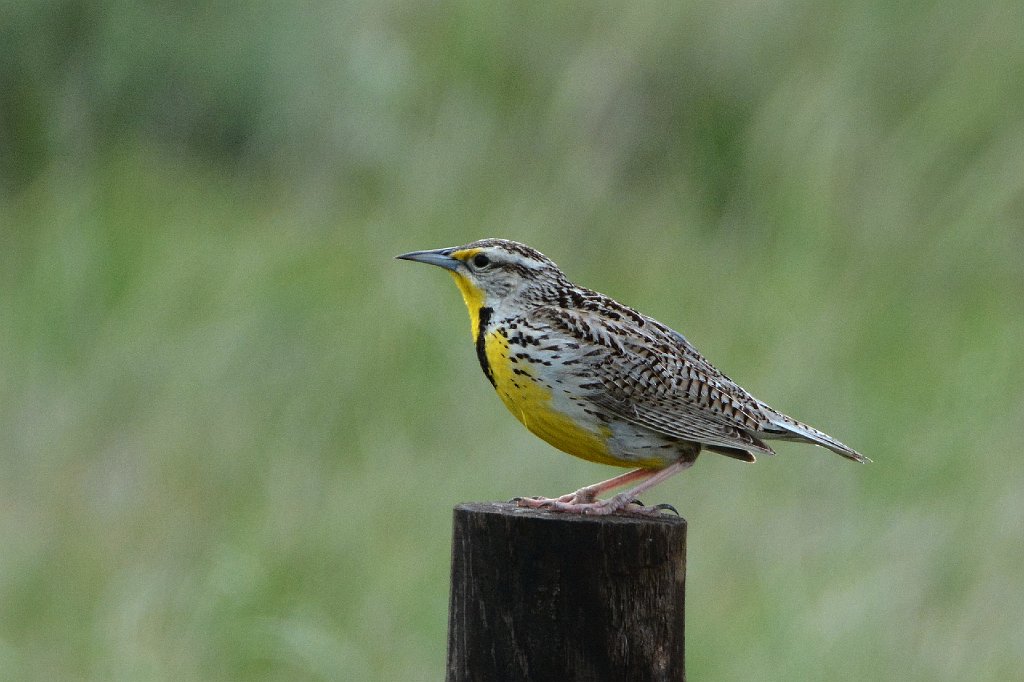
(483, 331, 670, 468)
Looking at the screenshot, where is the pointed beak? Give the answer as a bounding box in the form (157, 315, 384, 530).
(395, 247, 461, 272)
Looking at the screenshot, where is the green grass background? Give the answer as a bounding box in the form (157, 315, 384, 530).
(2, 1, 1023, 679)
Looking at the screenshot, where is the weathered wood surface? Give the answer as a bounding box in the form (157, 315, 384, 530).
(446, 502, 687, 682)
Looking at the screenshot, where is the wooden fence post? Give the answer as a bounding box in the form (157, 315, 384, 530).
(446, 502, 687, 682)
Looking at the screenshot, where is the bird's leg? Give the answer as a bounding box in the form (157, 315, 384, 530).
(513, 468, 656, 509)
(515, 459, 693, 515)
(558, 468, 658, 504)
(584, 459, 693, 515)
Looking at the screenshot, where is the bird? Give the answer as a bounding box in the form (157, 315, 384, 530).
(397, 238, 867, 515)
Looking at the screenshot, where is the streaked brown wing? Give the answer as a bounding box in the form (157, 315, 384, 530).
(528, 305, 776, 455)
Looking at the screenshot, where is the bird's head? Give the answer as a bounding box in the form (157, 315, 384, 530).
(397, 238, 566, 332)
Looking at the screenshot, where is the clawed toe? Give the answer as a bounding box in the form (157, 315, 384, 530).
(511, 495, 569, 505)
(512, 494, 676, 516)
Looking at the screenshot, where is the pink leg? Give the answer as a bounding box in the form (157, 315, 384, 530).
(515, 459, 694, 515)
(515, 468, 656, 508)
(560, 467, 658, 503)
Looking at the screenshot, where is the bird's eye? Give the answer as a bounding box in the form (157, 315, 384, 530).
(472, 253, 491, 269)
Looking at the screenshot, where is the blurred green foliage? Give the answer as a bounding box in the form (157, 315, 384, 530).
(2, 1, 1023, 680)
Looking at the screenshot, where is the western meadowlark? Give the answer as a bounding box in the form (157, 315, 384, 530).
(398, 238, 867, 515)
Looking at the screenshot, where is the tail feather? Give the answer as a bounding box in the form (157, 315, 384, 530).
(764, 413, 869, 463)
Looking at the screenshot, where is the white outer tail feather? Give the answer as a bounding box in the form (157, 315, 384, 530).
(765, 415, 869, 463)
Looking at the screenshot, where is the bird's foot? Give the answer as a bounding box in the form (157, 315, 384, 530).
(511, 483, 600, 508)
(513, 493, 671, 516)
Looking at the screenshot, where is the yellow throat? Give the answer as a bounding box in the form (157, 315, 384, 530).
(447, 268, 623, 467)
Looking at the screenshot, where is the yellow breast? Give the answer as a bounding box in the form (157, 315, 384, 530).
(484, 331, 633, 466)
(447, 271, 651, 468)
